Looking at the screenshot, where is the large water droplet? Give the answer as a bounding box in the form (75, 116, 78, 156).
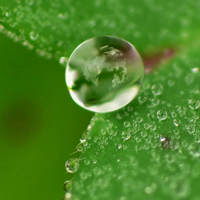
(65, 158, 80, 173)
(66, 36, 144, 113)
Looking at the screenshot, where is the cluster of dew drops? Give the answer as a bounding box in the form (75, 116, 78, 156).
(63, 95, 200, 199)
(0, 0, 73, 60)
(63, 65, 200, 199)
(63, 133, 89, 199)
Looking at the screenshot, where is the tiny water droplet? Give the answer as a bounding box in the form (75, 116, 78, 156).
(138, 95, 147, 104)
(157, 109, 167, 120)
(144, 183, 157, 194)
(84, 158, 90, 165)
(186, 124, 195, 134)
(151, 84, 163, 95)
(188, 142, 200, 158)
(77, 143, 84, 152)
(122, 131, 131, 140)
(141, 131, 147, 137)
(168, 80, 175, 87)
(29, 31, 39, 40)
(25, 0, 34, 5)
(117, 143, 123, 149)
(66, 36, 144, 113)
(160, 137, 170, 149)
(127, 106, 133, 112)
(65, 158, 79, 173)
(64, 192, 72, 200)
(93, 159, 97, 164)
(124, 121, 130, 128)
(192, 68, 199, 73)
(59, 56, 68, 66)
(188, 99, 200, 110)
(63, 180, 72, 192)
(173, 119, 180, 126)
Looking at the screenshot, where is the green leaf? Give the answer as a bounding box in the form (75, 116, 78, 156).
(73, 40, 200, 199)
(1, 0, 200, 200)
(0, 0, 200, 60)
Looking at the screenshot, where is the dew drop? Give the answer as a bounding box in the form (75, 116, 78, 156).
(65, 158, 80, 173)
(63, 180, 72, 192)
(151, 84, 163, 95)
(124, 121, 130, 128)
(141, 131, 147, 137)
(144, 183, 157, 194)
(64, 192, 72, 200)
(76, 143, 84, 152)
(192, 68, 199, 73)
(157, 109, 167, 120)
(188, 142, 200, 158)
(188, 99, 200, 110)
(186, 124, 195, 134)
(59, 56, 68, 66)
(117, 143, 123, 149)
(173, 119, 180, 127)
(160, 137, 170, 149)
(93, 159, 97, 164)
(0, 24, 4, 32)
(122, 131, 131, 141)
(172, 180, 190, 198)
(25, 0, 34, 5)
(65, 36, 144, 113)
(127, 106, 133, 112)
(138, 95, 147, 104)
(29, 31, 39, 40)
(84, 158, 90, 165)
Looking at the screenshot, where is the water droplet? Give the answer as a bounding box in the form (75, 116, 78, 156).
(138, 95, 147, 104)
(186, 124, 195, 134)
(141, 131, 147, 137)
(0, 24, 4, 32)
(188, 142, 200, 157)
(64, 192, 72, 200)
(93, 159, 97, 164)
(188, 99, 200, 110)
(84, 158, 90, 165)
(59, 56, 68, 66)
(122, 131, 131, 140)
(173, 119, 180, 127)
(171, 180, 190, 198)
(192, 68, 199, 73)
(65, 158, 79, 173)
(151, 84, 163, 95)
(65, 36, 144, 113)
(63, 180, 72, 192)
(25, 0, 34, 5)
(157, 109, 167, 120)
(29, 31, 39, 40)
(127, 106, 133, 112)
(168, 80, 175, 87)
(160, 137, 170, 148)
(144, 183, 157, 194)
(76, 143, 84, 152)
(117, 143, 123, 149)
(123, 121, 130, 128)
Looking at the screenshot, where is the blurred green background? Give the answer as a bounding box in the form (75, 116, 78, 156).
(0, 33, 93, 200)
